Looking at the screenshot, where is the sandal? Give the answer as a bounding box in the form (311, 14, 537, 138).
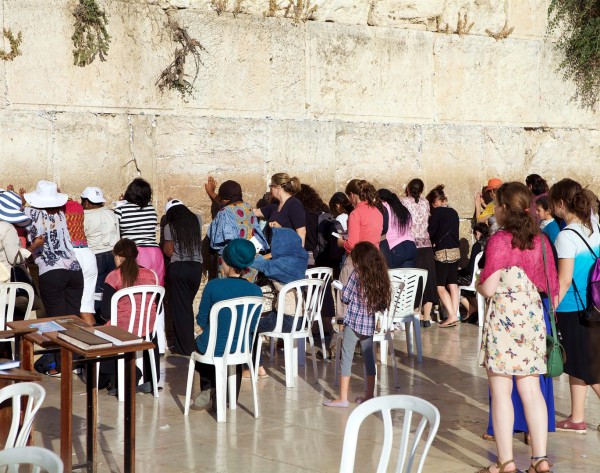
(439, 320, 459, 328)
(355, 396, 373, 405)
(528, 456, 552, 473)
(481, 433, 494, 441)
(476, 459, 517, 473)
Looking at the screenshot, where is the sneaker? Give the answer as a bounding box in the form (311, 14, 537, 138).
(556, 417, 586, 433)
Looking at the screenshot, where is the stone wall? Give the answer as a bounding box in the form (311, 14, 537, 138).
(1, 0, 599, 222)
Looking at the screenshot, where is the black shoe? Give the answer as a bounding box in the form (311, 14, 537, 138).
(136, 381, 153, 394)
(420, 320, 431, 328)
(108, 387, 118, 396)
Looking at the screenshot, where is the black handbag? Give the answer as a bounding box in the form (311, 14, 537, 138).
(10, 251, 35, 298)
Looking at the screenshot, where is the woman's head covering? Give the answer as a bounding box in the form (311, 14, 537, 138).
(24, 180, 68, 209)
(165, 199, 184, 213)
(0, 190, 31, 226)
(222, 238, 256, 270)
(218, 180, 243, 203)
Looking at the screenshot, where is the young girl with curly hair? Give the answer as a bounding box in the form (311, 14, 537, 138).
(324, 242, 391, 408)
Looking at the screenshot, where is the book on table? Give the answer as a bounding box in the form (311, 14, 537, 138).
(82, 325, 143, 346)
(57, 328, 113, 350)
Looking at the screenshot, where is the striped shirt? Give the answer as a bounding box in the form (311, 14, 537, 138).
(113, 203, 158, 247)
(341, 271, 375, 336)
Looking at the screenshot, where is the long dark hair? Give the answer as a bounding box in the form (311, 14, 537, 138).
(406, 178, 424, 203)
(165, 204, 202, 258)
(329, 192, 353, 217)
(345, 179, 379, 207)
(351, 242, 391, 314)
(495, 182, 539, 250)
(549, 178, 592, 232)
(124, 178, 152, 208)
(378, 188, 411, 233)
(113, 239, 140, 288)
(295, 184, 329, 213)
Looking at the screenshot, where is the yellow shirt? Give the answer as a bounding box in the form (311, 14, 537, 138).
(478, 202, 495, 221)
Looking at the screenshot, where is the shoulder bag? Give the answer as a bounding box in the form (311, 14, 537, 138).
(541, 235, 566, 377)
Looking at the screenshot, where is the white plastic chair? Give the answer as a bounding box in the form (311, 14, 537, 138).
(0, 283, 35, 359)
(456, 252, 484, 320)
(0, 446, 63, 473)
(257, 278, 325, 388)
(305, 267, 333, 359)
(184, 296, 263, 422)
(388, 269, 426, 363)
(0, 382, 46, 449)
(339, 395, 440, 473)
(110, 285, 165, 402)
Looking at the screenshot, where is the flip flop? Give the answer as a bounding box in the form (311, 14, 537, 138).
(355, 396, 373, 405)
(439, 320, 459, 328)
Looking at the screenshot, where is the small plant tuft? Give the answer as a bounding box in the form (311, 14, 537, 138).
(0, 28, 23, 61)
(548, 0, 600, 109)
(456, 12, 474, 36)
(72, 0, 110, 67)
(156, 9, 207, 98)
(486, 21, 514, 40)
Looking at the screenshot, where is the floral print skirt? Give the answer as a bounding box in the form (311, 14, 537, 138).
(478, 266, 546, 375)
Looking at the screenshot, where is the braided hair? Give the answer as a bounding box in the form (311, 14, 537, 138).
(165, 204, 202, 258)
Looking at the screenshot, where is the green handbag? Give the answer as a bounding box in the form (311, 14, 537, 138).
(541, 236, 566, 378)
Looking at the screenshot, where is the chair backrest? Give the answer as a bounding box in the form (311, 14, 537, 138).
(374, 275, 405, 336)
(464, 252, 484, 288)
(0, 382, 46, 449)
(110, 285, 165, 341)
(305, 267, 333, 318)
(0, 446, 63, 473)
(386, 269, 428, 321)
(339, 395, 440, 473)
(0, 283, 35, 330)
(202, 296, 264, 365)
(275, 279, 325, 335)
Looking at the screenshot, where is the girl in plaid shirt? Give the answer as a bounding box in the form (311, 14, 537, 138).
(324, 242, 391, 408)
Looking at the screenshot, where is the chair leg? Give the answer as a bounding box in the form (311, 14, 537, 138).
(247, 358, 260, 419)
(148, 349, 159, 398)
(283, 339, 294, 388)
(227, 365, 237, 410)
(184, 357, 196, 415)
(255, 337, 263, 374)
(387, 333, 400, 388)
(317, 317, 327, 360)
(117, 357, 125, 402)
(292, 338, 299, 378)
(405, 321, 414, 358)
(413, 315, 423, 363)
(380, 338, 388, 366)
(215, 362, 227, 423)
(477, 293, 485, 327)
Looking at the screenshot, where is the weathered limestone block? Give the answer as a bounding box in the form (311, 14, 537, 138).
(0, 111, 52, 189)
(421, 125, 483, 216)
(481, 126, 528, 181)
(368, 0, 444, 30)
(333, 122, 422, 193)
(507, 0, 549, 40)
(308, 22, 435, 122)
(153, 115, 269, 212)
(523, 128, 600, 189)
(433, 34, 542, 125)
(51, 113, 148, 202)
(310, 0, 371, 26)
(437, 0, 507, 36)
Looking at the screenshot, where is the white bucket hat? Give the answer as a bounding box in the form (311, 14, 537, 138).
(24, 180, 68, 209)
(0, 190, 31, 226)
(81, 186, 106, 204)
(165, 199, 184, 213)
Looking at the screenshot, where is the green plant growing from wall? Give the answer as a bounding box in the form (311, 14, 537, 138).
(156, 9, 206, 98)
(0, 28, 23, 61)
(72, 0, 111, 67)
(548, 0, 600, 109)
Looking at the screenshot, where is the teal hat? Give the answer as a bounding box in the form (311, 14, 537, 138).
(222, 238, 256, 269)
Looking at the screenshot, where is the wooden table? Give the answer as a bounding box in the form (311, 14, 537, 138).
(8, 316, 154, 473)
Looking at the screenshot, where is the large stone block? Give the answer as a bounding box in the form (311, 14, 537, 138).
(0, 111, 52, 189)
(308, 22, 435, 122)
(481, 126, 527, 183)
(153, 115, 268, 211)
(310, 0, 371, 25)
(368, 1, 444, 29)
(433, 34, 542, 125)
(507, 0, 549, 40)
(437, 0, 507, 37)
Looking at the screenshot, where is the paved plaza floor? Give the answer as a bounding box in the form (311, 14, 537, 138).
(31, 322, 600, 472)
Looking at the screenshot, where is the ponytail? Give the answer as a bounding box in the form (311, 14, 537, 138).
(549, 178, 592, 232)
(113, 238, 140, 288)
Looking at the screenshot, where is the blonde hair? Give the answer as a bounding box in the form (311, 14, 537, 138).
(271, 173, 301, 195)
